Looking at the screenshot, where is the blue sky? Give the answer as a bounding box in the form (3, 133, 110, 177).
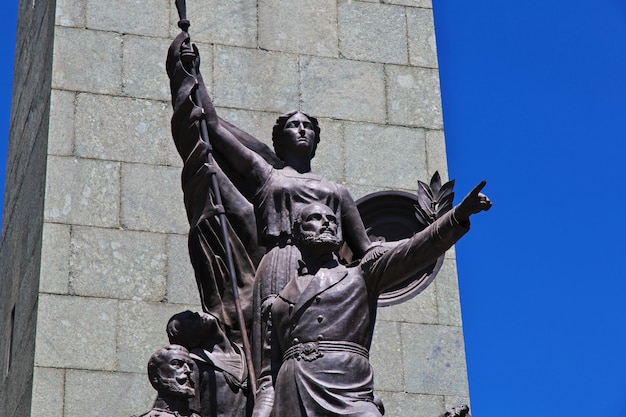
(2, 1, 626, 416)
(434, 0, 626, 415)
(0, 3, 17, 230)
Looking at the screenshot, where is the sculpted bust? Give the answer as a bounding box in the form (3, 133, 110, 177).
(134, 345, 200, 417)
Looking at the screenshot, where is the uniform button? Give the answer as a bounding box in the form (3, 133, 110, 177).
(317, 315, 323, 323)
(293, 338, 300, 344)
(317, 335, 324, 341)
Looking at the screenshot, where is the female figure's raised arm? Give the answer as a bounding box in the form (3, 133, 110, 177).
(338, 185, 372, 259)
(167, 32, 270, 192)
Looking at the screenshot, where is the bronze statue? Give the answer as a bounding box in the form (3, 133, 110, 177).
(439, 404, 472, 417)
(259, 191, 489, 417)
(166, 19, 371, 411)
(165, 3, 491, 416)
(167, 311, 251, 417)
(134, 345, 200, 417)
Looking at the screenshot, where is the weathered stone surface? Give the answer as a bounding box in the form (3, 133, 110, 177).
(383, 0, 433, 9)
(376, 391, 444, 417)
(377, 281, 438, 325)
(444, 396, 471, 414)
(52, 27, 122, 95)
(425, 129, 450, 181)
(259, 0, 338, 57)
(55, 0, 86, 27)
(34, 294, 117, 370)
(339, 2, 408, 64)
(301, 56, 385, 122)
(214, 46, 299, 112)
(70, 226, 167, 301)
(0, 2, 55, 416)
(0, 359, 35, 417)
(39, 222, 70, 294)
(436, 259, 463, 327)
(445, 245, 456, 261)
(310, 118, 345, 184)
(74, 93, 177, 166)
(14, 392, 34, 417)
(343, 183, 389, 201)
(86, 0, 169, 38)
(120, 163, 188, 234)
(169, 0, 257, 48)
(116, 300, 197, 373)
(64, 370, 154, 417)
(3, 234, 43, 405)
(401, 323, 469, 396)
(217, 108, 277, 148)
(31, 367, 64, 417)
(370, 321, 404, 392)
(44, 156, 120, 228)
(48, 89, 75, 156)
(345, 123, 427, 190)
(407, 7, 439, 68)
(387, 65, 443, 129)
(123, 35, 174, 102)
(166, 233, 201, 306)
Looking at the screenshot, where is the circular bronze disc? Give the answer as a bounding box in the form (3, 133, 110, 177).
(354, 190, 445, 307)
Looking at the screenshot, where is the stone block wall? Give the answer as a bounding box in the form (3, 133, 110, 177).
(1, 1, 469, 416)
(0, 1, 56, 416)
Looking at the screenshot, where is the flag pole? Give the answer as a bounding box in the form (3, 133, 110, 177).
(173, 0, 257, 396)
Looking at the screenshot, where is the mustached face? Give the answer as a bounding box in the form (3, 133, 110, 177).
(156, 349, 195, 398)
(297, 203, 343, 251)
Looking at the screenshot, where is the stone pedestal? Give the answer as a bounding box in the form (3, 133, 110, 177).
(0, 1, 469, 416)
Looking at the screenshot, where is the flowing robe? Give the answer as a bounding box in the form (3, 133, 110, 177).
(166, 31, 371, 378)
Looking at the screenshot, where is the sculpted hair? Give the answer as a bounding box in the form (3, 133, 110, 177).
(147, 345, 189, 390)
(272, 110, 321, 160)
(292, 202, 313, 241)
(166, 310, 195, 346)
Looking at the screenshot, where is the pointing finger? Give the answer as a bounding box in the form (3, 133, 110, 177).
(470, 180, 487, 196)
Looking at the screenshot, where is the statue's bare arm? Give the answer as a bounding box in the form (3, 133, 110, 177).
(338, 185, 372, 259)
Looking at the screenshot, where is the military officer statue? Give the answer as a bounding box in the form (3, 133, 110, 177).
(255, 181, 490, 417)
(134, 345, 201, 417)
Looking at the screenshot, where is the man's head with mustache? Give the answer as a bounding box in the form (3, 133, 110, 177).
(294, 203, 343, 253)
(147, 344, 195, 399)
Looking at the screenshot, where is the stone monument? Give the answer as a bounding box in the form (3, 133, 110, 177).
(0, 1, 476, 416)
